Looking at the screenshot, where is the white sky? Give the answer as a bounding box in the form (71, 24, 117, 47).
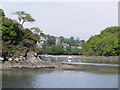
(1, 0, 119, 2)
(0, 0, 118, 40)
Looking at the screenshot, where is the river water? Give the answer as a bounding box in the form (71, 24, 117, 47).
(61, 62, 120, 66)
(2, 70, 118, 88)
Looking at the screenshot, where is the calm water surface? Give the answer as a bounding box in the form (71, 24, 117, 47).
(2, 70, 118, 88)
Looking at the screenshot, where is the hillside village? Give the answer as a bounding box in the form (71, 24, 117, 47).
(37, 36, 83, 49)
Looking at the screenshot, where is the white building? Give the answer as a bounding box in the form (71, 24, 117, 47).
(37, 37, 47, 48)
(55, 37, 61, 45)
(62, 43, 70, 48)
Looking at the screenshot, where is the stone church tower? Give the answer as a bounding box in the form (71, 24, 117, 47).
(55, 37, 61, 45)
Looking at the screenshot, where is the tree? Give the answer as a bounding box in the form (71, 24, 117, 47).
(31, 27, 42, 35)
(33, 47, 45, 54)
(70, 36, 74, 40)
(1, 17, 23, 58)
(59, 36, 65, 43)
(81, 40, 85, 43)
(50, 45, 64, 55)
(70, 48, 81, 55)
(46, 36, 56, 46)
(0, 9, 5, 38)
(1, 17, 22, 45)
(1, 15, 38, 58)
(0, 9, 5, 17)
(82, 26, 120, 56)
(13, 11, 35, 27)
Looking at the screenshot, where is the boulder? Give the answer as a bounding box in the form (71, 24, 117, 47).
(26, 51, 34, 60)
(14, 58, 20, 62)
(0, 57, 4, 61)
(32, 57, 37, 60)
(8, 58, 13, 61)
(19, 56, 26, 61)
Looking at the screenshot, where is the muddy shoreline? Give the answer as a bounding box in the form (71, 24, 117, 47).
(1, 62, 119, 74)
(0, 56, 119, 74)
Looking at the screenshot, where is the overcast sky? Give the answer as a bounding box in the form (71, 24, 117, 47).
(0, 0, 118, 40)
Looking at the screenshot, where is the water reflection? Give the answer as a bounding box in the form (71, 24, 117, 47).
(2, 70, 118, 88)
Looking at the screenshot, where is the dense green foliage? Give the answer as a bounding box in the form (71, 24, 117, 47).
(0, 9, 5, 17)
(46, 35, 56, 46)
(49, 45, 64, 55)
(59, 36, 84, 46)
(34, 45, 82, 55)
(82, 26, 120, 56)
(13, 11, 35, 27)
(0, 10, 39, 59)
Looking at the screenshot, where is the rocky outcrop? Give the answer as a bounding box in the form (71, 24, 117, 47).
(1, 60, 55, 70)
(0, 51, 50, 70)
(0, 51, 53, 70)
(26, 51, 41, 61)
(0, 57, 4, 64)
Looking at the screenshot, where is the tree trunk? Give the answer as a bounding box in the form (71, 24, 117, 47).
(21, 20, 25, 27)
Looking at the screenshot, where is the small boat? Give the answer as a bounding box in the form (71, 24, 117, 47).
(67, 56, 73, 62)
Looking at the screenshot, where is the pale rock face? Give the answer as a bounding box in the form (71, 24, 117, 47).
(26, 51, 34, 60)
(19, 57, 22, 61)
(19, 56, 26, 61)
(32, 57, 37, 60)
(15, 58, 19, 61)
(8, 58, 13, 61)
(0, 57, 4, 61)
(37, 56, 41, 61)
(25, 51, 42, 61)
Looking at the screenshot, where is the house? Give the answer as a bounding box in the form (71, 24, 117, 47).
(71, 46, 82, 49)
(76, 46, 82, 49)
(40, 37, 47, 44)
(62, 43, 70, 48)
(37, 37, 47, 48)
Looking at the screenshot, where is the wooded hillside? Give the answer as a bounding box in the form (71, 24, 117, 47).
(82, 26, 120, 56)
